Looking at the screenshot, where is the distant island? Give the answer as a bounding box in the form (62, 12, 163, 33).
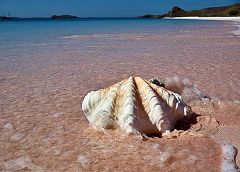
(0, 14, 79, 21)
(50, 15, 79, 19)
(140, 3, 240, 18)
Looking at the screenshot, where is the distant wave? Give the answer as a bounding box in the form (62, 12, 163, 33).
(57, 34, 113, 39)
(57, 33, 154, 40)
(57, 35, 86, 39)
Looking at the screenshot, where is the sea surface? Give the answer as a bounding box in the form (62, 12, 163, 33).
(0, 18, 240, 171)
(0, 18, 239, 99)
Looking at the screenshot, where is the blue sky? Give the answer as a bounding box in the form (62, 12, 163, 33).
(0, 0, 238, 17)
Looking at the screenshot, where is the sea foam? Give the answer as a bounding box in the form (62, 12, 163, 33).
(221, 142, 239, 172)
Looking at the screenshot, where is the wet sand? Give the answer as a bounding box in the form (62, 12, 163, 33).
(0, 20, 240, 171)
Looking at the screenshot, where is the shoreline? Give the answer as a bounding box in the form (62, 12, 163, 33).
(165, 17, 240, 36)
(164, 16, 240, 22)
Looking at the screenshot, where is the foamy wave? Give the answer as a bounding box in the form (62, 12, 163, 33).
(62, 35, 81, 39)
(57, 34, 97, 39)
(221, 142, 239, 172)
(57, 34, 117, 39)
(157, 76, 205, 103)
(57, 33, 156, 40)
(231, 23, 240, 36)
(153, 76, 240, 106)
(57, 35, 85, 39)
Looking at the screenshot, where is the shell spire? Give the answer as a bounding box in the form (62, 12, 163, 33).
(82, 76, 187, 135)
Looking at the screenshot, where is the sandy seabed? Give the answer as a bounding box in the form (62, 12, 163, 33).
(0, 20, 240, 171)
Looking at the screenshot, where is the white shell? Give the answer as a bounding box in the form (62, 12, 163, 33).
(82, 76, 187, 135)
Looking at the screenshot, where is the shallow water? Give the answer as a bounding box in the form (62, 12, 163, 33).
(0, 19, 239, 171)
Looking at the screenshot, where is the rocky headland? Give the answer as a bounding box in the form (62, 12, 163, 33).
(140, 3, 240, 18)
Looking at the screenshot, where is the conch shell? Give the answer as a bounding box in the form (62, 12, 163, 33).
(82, 76, 187, 135)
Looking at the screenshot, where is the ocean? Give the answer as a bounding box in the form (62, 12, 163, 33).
(0, 18, 239, 99)
(0, 18, 229, 53)
(0, 18, 240, 171)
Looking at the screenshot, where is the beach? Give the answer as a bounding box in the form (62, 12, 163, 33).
(166, 16, 240, 21)
(0, 18, 240, 171)
(166, 17, 240, 36)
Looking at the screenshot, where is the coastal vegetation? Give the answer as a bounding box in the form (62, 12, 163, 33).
(140, 3, 240, 18)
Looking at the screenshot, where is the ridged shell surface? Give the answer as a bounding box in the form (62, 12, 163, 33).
(82, 76, 187, 135)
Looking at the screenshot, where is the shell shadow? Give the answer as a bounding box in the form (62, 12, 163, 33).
(174, 112, 201, 131)
(143, 112, 201, 139)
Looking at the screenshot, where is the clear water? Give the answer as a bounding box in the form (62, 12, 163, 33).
(0, 18, 219, 45)
(0, 18, 240, 171)
(0, 18, 239, 100)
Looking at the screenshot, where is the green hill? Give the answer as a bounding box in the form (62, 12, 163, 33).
(140, 3, 240, 18)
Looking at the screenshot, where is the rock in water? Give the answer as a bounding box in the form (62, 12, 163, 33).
(82, 76, 187, 135)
